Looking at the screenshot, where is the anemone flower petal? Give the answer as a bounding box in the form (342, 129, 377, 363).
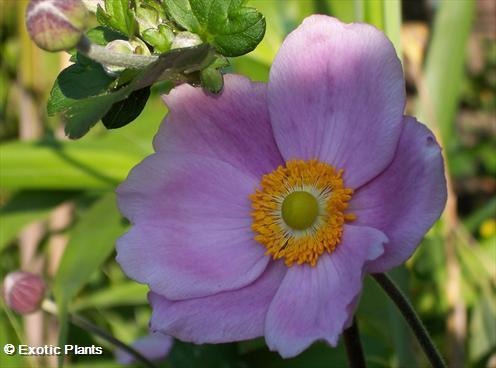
(265, 225, 386, 358)
(350, 117, 447, 273)
(268, 15, 405, 188)
(116, 152, 270, 299)
(149, 261, 287, 343)
(154, 74, 283, 177)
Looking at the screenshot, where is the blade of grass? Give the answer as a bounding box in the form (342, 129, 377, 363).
(416, 0, 475, 141)
(0, 141, 141, 189)
(364, 0, 384, 30)
(383, 0, 402, 57)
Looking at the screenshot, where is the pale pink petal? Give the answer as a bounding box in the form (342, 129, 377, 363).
(149, 261, 286, 343)
(265, 225, 386, 358)
(155, 74, 283, 177)
(116, 152, 269, 299)
(268, 15, 405, 188)
(350, 117, 447, 272)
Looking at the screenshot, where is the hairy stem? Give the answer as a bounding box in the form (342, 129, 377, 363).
(76, 36, 158, 69)
(42, 300, 158, 368)
(372, 273, 446, 368)
(343, 317, 367, 368)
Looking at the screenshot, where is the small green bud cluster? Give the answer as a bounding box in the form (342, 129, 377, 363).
(134, 1, 175, 53)
(30, 0, 266, 138)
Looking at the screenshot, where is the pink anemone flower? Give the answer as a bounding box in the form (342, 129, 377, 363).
(116, 15, 447, 358)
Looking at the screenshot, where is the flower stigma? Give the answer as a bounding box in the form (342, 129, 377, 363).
(281, 191, 319, 230)
(250, 160, 356, 267)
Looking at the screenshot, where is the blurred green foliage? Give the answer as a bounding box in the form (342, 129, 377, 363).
(0, 1, 495, 368)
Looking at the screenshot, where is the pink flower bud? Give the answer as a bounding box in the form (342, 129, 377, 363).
(26, 0, 89, 51)
(3, 272, 45, 314)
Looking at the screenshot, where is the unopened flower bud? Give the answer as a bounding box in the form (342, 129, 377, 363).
(101, 39, 151, 76)
(26, 0, 89, 51)
(171, 32, 202, 50)
(3, 272, 45, 315)
(101, 39, 134, 75)
(130, 38, 151, 57)
(201, 67, 224, 94)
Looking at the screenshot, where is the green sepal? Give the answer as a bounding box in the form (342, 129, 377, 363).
(200, 67, 223, 94)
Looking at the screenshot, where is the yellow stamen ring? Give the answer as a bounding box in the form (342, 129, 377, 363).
(250, 160, 356, 267)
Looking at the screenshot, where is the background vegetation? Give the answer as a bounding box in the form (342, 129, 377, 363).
(0, 0, 494, 367)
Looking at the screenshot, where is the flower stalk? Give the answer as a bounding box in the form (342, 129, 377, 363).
(371, 273, 446, 368)
(76, 36, 158, 69)
(343, 317, 366, 368)
(41, 300, 158, 368)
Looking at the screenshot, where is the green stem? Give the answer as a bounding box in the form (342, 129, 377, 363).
(343, 317, 367, 368)
(76, 36, 158, 69)
(42, 300, 158, 368)
(371, 273, 446, 368)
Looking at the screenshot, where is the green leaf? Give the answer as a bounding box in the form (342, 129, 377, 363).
(96, 0, 137, 37)
(102, 87, 151, 129)
(164, 0, 201, 32)
(165, 0, 266, 56)
(47, 59, 117, 138)
(48, 44, 213, 139)
(0, 191, 79, 252)
(63, 92, 124, 139)
(47, 62, 115, 116)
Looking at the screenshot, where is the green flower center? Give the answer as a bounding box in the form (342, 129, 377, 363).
(281, 191, 319, 230)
